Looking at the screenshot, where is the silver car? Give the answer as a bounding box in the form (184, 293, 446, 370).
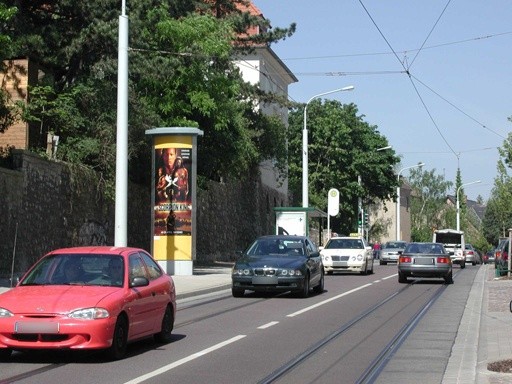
(379, 241, 407, 265)
(398, 242, 453, 284)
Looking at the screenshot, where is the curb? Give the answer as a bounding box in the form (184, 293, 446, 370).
(176, 284, 232, 300)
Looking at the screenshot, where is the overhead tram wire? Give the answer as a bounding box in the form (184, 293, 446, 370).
(358, 0, 459, 158)
(410, 74, 507, 140)
(277, 30, 512, 62)
(408, 0, 454, 70)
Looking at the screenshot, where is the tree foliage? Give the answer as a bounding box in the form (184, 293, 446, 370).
(408, 167, 453, 241)
(4, 0, 295, 195)
(483, 131, 512, 244)
(0, 3, 18, 134)
(287, 99, 399, 235)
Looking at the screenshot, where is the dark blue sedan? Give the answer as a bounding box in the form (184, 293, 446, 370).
(231, 235, 324, 298)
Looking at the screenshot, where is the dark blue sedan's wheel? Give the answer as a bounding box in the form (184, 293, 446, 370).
(313, 270, 324, 294)
(106, 315, 128, 360)
(155, 305, 174, 343)
(232, 287, 245, 297)
(299, 274, 310, 298)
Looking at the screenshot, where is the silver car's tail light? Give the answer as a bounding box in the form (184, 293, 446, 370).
(437, 257, 451, 264)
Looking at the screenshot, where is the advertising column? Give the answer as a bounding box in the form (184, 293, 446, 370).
(145, 127, 203, 275)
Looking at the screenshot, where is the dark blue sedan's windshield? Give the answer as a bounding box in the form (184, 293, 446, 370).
(246, 240, 305, 256)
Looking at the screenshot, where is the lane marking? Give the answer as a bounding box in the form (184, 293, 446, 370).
(258, 321, 279, 329)
(382, 273, 398, 280)
(287, 283, 373, 317)
(124, 335, 246, 384)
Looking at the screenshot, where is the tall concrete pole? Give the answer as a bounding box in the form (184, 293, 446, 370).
(115, 1, 128, 246)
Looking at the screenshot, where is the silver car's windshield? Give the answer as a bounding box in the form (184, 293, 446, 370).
(405, 243, 445, 254)
(384, 242, 406, 249)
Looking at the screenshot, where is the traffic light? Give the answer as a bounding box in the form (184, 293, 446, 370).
(364, 212, 369, 226)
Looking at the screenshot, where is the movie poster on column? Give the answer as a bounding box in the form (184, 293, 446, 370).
(154, 147, 192, 236)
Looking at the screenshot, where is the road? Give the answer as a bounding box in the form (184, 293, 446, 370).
(0, 264, 478, 384)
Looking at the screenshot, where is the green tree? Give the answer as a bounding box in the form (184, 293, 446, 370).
(0, 3, 18, 135)
(8, 0, 295, 193)
(408, 167, 453, 241)
(483, 132, 512, 244)
(287, 99, 399, 235)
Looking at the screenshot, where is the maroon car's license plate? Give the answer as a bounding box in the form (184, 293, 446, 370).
(15, 322, 60, 334)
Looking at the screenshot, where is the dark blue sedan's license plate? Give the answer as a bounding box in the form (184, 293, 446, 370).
(252, 276, 278, 285)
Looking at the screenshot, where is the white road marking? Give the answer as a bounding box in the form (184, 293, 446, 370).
(382, 273, 398, 280)
(123, 335, 246, 384)
(258, 321, 279, 329)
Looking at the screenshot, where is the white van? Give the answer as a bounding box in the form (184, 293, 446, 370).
(433, 229, 466, 268)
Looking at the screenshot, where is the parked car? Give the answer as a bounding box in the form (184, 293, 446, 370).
(379, 241, 407, 265)
(398, 242, 453, 284)
(465, 244, 479, 266)
(0, 246, 176, 360)
(320, 236, 374, 275)
(484, 250, 495, 264)
(231, 235, 324, 298)
(495, 239, 510, 275)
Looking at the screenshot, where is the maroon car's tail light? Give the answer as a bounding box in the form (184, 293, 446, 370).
(437, 257, 450, 264)
(399, 256, 411, 263)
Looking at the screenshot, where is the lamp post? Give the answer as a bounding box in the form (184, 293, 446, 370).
(396, 163, 425, 241)
(456, 180, 481, 231)
(302, 86, 354, 208)
(115, 0, 129, 246)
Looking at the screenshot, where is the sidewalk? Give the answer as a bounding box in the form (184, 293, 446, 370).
(172, 264, 232, 299)
(475, 265, 512, 383)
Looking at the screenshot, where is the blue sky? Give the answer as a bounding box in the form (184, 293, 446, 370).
(254, 0, 512, 201)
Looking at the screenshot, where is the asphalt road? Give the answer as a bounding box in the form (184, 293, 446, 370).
(0, 263, 477, 384)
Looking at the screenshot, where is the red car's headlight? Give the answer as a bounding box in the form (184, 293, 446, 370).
(0, 307, 13, 317)
(68, 308, 110, 320)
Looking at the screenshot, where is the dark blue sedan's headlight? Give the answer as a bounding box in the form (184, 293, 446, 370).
(279, 269, 302, 276)
(232, 268, 253, 276)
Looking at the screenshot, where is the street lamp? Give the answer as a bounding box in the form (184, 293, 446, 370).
(456, 180, 481, 231)
(302, 86, 354, 208)
(396, 162, 425, 241)
(115, 0, 129, 246)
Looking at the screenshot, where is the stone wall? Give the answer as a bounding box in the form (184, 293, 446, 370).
(0, 150, 287, 276)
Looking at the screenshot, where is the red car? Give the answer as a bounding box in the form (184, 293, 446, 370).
(0, 246, 176, 360)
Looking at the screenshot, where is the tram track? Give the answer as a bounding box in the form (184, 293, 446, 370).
(256, 271, 460, 384)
